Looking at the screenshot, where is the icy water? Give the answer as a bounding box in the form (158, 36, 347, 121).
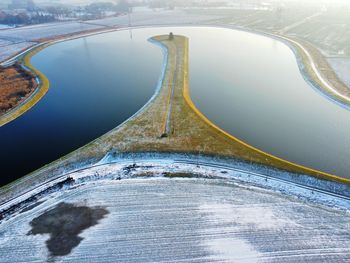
(1, 26, 350, 185)
(1, 178, 350, 262)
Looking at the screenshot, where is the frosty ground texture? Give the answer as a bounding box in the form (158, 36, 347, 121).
(0, 172, 349, 263)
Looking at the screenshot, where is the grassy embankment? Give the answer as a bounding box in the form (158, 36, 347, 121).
(2, 34, 350, 204)
(284, 35, 350, 106)
(0, 45, 49, 127)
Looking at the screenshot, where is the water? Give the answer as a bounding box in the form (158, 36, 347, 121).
(1, 26, 350, 185)
(0, 29, 163, 185)
(185, 27, 350, 178)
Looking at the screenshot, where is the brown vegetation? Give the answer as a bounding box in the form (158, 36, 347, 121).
(0, 63, 37, 115)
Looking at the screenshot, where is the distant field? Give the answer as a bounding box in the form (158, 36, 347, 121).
(1, 7, 349, 60)
(186, 7, 350, 57)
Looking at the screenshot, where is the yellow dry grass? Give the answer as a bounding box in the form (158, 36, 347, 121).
(0, 45, 49, 127)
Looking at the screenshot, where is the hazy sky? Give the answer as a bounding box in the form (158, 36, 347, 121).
(2, 0, 349, 8)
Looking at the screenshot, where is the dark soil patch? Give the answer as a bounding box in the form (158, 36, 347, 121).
(27, 202, 108, 257)
(162, 172, 194, 178)
(19, 201, 45, 214)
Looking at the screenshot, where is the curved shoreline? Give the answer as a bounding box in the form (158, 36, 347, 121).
(0, 45, 49, 127)
(181, 37, 350, 186)
(0, 27, 120, 127)
(1, 28, 350, 208)
(0, 35, 171, 199)
(264, 31, 350, 110)
(1, 25, 348, 127)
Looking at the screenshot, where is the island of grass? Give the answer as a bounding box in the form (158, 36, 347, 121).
(0, 45, 49, 127)
(0, 64, 37, 117)
(1, 33, 349, 205)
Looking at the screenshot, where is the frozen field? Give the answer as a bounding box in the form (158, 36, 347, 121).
(0, 22, 105, 42)
(0, 10, 221, 63)
(88, 10, 222, 27)
(0, 41, 36, 62)
(1, 172, 350, 262)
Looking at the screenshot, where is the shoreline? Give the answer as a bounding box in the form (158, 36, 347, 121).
(181, 39, 350, 186)
(0, 45, 49, 127)
(1, 28, 350, 208)
(269, 32, 350, 110)
(0, 27, 122, 127)
(1, 34, 350, 209)
(1, 25, 349, 127)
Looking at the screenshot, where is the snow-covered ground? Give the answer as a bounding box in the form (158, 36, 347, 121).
(2, 153, 349, 214)
(328, 58, 350, 87)
(0, 22, 105, 42)
(0, 10, 222, 63)
(0, 24, 11, 29)
(0, 39, 13, 46)
(0, 173, 349, 262)
(88, 10, 222, 27)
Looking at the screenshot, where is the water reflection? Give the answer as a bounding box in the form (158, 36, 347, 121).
(1, 27, 349, 184)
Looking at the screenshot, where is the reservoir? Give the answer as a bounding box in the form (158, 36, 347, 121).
(0, 29, 163, 185)
(184, 27, 350, 178)
(1, 26, 350, 185)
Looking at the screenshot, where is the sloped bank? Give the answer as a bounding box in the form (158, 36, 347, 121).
(1, 152, 350, 223)
(1, 35, 350, 211)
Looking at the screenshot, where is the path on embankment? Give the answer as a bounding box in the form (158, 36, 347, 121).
(1, 34, 349, 204)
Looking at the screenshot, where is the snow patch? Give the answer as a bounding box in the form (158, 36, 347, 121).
(200, 202, 296, 230)
(206, 237, 260, 263)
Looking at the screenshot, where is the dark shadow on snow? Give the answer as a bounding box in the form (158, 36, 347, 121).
(27, 202, 109, 257)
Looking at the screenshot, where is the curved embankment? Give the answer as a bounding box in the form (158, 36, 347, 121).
(0, 45, 49, 127)
(179, 36, 349, 185)
(275, 33, 350, 107)
(1, 26, 348, 126)
(220, 25, 350, 108)
(1, 34, 350, 207)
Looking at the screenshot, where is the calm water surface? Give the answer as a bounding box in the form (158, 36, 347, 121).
(1, 27, 350, 185)
(0, 29, 163, 185)
(185, 27, 350, 177)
